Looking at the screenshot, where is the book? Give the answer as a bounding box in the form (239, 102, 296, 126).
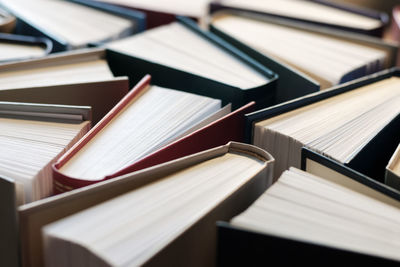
(53, 75, 234, 190)
(106, 16, 278, 109)
(12, 142, 274, 267)
(0, 101, 91, 203)
(210, 11, 397, 91)
(40, 142, 273, 267)
(0, 32, 51, 62)
(55, 101, 256, 192)
(247, 68, 400, 180)
(210, 0, 388, 36)
(217, 167, 400, 266)
(0, 48, 130, 124)
(92, 0, 211, 28)
(385, 143, 400, 190)
(0, 6, 15, 33)
(0, 0, 145, 51)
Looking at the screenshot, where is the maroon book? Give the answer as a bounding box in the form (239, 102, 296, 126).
(52, 75, 255, 193)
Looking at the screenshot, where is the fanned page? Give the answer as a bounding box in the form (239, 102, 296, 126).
(0, 117, 90, 203)
(95, 0, 211, 18)
(212, 14, 387, 88)
(0, 42, 46, 61)
(0, 57, 114, 90)
(107, 22, 268, 89)
(231, 168, 400, 262)
(254, 77, 400, 178)
(1, 0, 134, 48)
(44, 151, 266, 267)
(59, 85, 221, 180)
(218, 0, 382, 30)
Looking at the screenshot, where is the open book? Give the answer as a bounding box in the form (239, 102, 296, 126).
(251, 75, 400, 179)
(41, 142, 273, 267)
(53, 75, 231, 189)
(211, 0, 387, 36)
(106, 17, 277, 110)
(0, 0, 141, 50)
(0, 102, 91, 203)
(0, 48, 129, 124)
(0, 33, 51, 62)
(106, 21, 270, 92)
(219, 167, 400, 265)
(94, 0, 211, 23)
(210, 12, 395, 89)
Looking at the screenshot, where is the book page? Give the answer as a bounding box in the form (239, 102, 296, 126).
(0, 42, 46, 61)
(0, 118, 90, 202)
(231, 168, 400, 262)
(44, 151, 266, 266)
(254, 77, 400, 177)
(0, 58, 114, 89)
(212, 14, 387, 88)
(59, 85, 221, 180)
(219, 0, 382, 30)
(107, 22, 268, 89)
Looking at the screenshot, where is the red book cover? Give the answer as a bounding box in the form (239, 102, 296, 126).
(52, 75, 255, 194)
(52, 75, 152, 193)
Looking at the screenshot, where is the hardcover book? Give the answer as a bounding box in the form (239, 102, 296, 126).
(0, 0, 145, 51)
(210, 0, 389, 36)
(0, 101, 91, 266)
(210, 11, 398, 93)
(0, 32, 51, 62)
(106, 16, 278, 110)
(0, 48, 130, 124)
(246, 68, 400, 180)
(218, 167, 400, 266)
(52, 75, 231, 190)
(18, 142, 273, 267)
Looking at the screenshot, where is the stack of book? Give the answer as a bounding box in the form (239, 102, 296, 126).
(0, 1, 400, 267)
